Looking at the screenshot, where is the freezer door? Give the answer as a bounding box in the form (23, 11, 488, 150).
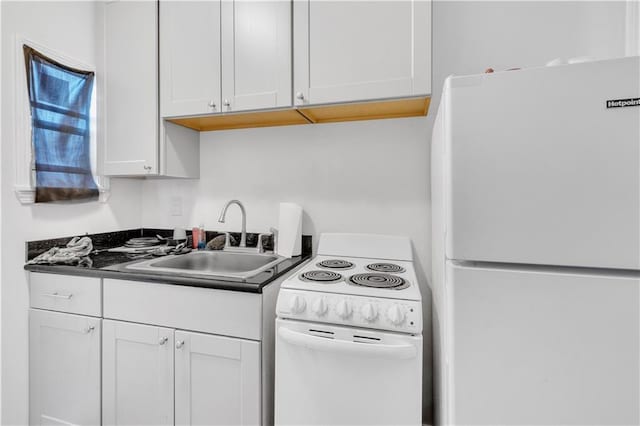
(275, 318, 422, 426)
(447, 262, 640, 425)
(445, 56, 640, 269)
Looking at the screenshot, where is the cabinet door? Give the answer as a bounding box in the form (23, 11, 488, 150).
(175, 330, 261, 426)
(104, 0, 159, 176)
(102, 320, 174, 426)
(29, 309, 101, 426)
(221, 0, 292, 112)
(160, 0, 222, 117)
(293, 0, 431, 105)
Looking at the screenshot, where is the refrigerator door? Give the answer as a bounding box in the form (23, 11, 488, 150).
(447, 261, 640, 425)
(445, 56, 640, 269)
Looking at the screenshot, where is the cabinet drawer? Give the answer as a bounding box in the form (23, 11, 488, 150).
(103, 279, 262, 340)
(30, 273, 102, 317)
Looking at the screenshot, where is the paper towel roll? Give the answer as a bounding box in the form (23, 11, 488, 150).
(277, 202, 303, 258)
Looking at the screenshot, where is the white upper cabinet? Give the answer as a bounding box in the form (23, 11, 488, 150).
(161, 0, 292, 118)
(293, 0, 431, 106)
(29, 309, 101, 426)
(104, 1, 200, 177)
(221, 0, 292, 112)
(104, 0, 159, 175)
(160, 0, 222, 118)
(175, 330, 261, 425)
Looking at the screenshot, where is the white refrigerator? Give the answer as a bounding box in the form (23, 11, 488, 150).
(431, 56, 640, 425)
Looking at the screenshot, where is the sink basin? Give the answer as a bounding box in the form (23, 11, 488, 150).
(126, 251, 285, 280)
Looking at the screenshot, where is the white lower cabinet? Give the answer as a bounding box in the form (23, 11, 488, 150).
(29, 273, 284, 426)
(175, 331, 261, 425)
(102, 321, 262, 426)
(29, 309, 101, 426)
(102, 320, 174, 426)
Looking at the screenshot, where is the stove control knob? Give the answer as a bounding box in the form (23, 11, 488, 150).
(386, 305, 406, 325)
(335, 300, 352, 319)
(289, 295, 306, 314)
(360, 303, 378, 322)
(312, 297, 328, 316)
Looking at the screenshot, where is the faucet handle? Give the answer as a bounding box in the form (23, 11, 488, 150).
(257, 233, 273, 254)
(224, 232, 231, 249)
(269, 227, 278, 254)
(257, 234, 266, 254)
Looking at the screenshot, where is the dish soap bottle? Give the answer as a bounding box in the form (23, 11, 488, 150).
(191, 227, 200, 249)
(198, 224, 206, 250)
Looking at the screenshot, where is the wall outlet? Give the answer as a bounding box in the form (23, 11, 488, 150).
(169, 196, 182, 216)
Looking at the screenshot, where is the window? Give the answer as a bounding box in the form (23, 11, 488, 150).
(23, 45, 99, 203)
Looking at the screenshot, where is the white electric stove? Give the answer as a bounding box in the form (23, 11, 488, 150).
(275, 233, 423, 426)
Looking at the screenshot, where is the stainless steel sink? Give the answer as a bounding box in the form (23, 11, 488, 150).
(126, 251, 285, 280)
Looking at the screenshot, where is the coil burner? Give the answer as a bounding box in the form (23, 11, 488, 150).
(366, 263, 406, 273)
(316, 259, 355, 270)
(299, 270, 343, 283)
(348, 273, 409, 290)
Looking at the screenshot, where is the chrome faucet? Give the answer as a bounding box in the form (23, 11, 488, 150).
(218, 199, 247, 248)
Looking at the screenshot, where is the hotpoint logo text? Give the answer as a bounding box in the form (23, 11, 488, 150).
(606, 98, 640, 108)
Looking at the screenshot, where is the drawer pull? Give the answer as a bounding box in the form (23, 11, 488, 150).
(84, 325, 96, 334)
(159, 337, 168, 345)
(43, 292, 73, 300)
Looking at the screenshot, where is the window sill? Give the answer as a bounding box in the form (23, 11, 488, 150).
(14, 185, 111, 204)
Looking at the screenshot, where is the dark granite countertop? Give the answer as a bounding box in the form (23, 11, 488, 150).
(24, 229, 312, 293)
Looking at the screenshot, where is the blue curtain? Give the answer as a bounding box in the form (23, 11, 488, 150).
(24, 45, 98, 203)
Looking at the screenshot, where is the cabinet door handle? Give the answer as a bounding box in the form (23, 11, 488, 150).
(223, 99, 231, 107)
(295, 92, 305, 101)
(143, 165, 152, 171)
(208, 100, 216, 109)
(159, 337, 168, 345)
(43, 292, 73, 300)
(84, 325, 96, 334)
(176, 340, 185, 349)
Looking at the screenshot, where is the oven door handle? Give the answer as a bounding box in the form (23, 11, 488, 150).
(278, 327, 417, 360)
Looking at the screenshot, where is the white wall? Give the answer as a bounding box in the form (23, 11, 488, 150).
(431, 1, 627, 110)
(0, 2, 143, 424)
(142, 2, 627, 424)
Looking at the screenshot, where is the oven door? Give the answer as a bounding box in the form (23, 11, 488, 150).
(275, 318, 422, 426)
